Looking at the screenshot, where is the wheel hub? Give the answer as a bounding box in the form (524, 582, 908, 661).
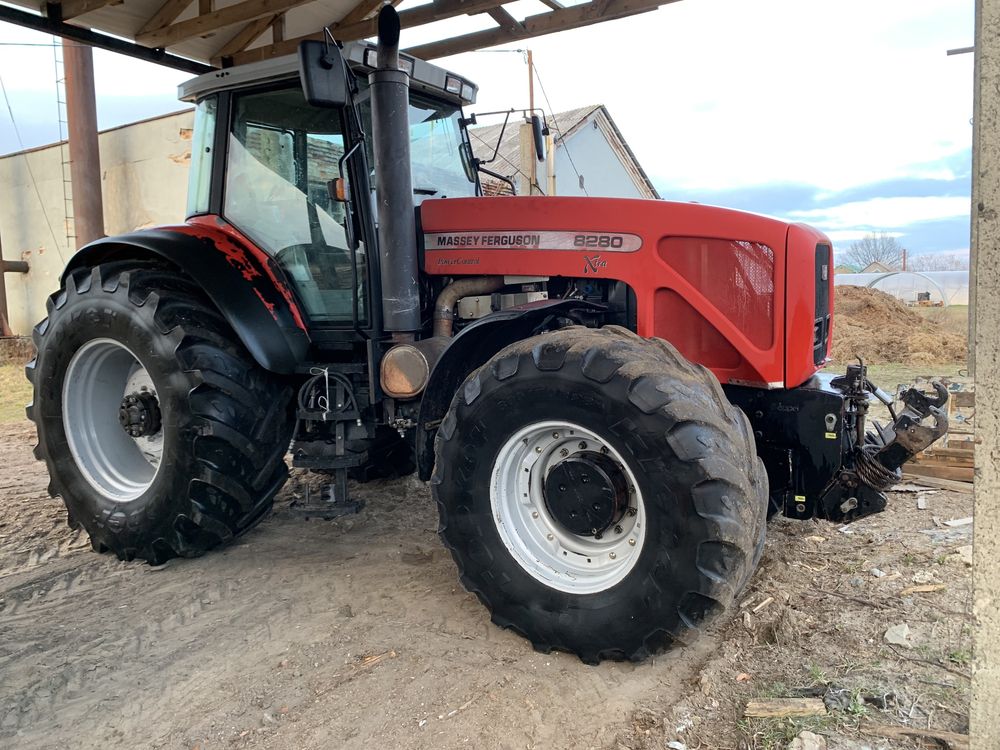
(119, 392, 162, 438)
(543, 451, 628, 536)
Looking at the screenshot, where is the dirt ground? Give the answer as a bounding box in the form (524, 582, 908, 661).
(0, 410, 972, 750)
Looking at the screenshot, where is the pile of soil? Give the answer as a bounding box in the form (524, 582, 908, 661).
(831, 286, 967, 365)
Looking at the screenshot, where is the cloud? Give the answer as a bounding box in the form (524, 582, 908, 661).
(787, 196, 969, 230)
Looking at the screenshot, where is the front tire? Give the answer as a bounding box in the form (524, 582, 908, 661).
(432, 326, 768, 663)
(26, 262, 294, 563)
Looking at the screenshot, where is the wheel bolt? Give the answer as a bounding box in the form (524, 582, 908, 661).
(609, 552, 617, 559)
(628, 538, 636, 546)
(614, 525, 623, 534)
(552, 432, 560, 439)
(532, 511, 539, 518)
(601, 446, 609, 454)
(546, 533, 554, 541)
(559, 448, 569, 457)
(627, 507, 637, 517)
(535, 446, 542, 453)
(579, 441, 587, 449)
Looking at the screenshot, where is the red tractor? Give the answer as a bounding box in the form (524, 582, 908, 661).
(27, 8, 948, 663)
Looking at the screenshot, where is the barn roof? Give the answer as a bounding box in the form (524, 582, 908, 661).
(0, 0, 682, 73)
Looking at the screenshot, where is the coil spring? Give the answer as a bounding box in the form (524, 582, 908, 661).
(856, 444, 900, 491)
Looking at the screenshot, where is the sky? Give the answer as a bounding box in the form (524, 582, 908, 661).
(0, 0, 975, 257)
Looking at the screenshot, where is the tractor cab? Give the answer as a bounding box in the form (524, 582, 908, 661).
(179, 42, 479, 336)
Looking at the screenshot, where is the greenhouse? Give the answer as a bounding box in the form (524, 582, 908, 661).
(834, 271, 970, 306)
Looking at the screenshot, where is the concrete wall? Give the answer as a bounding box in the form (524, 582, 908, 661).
(0, 109, 193, 335)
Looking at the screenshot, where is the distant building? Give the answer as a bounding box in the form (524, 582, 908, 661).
(470, 105, 658, 199)
(834, 264, 859, 274)
(861, 261, 895, 273)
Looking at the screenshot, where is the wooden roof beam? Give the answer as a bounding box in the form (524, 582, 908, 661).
(228, 0, 516, 67)
(405, 0, 678, 60)
(210, 13, 276, 65)
(53, 0, 124, 21)
(136, 0, 193, 36)
(137, 0, 313, 48)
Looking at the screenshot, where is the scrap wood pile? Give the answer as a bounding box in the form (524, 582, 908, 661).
(831, 286, 966, 365)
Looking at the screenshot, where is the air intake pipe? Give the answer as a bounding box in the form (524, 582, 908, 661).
(370, 6, 420, 334)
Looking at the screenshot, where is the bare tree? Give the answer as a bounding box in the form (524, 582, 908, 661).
(907, 251, 970, 271)
(843, 232, 904, 270)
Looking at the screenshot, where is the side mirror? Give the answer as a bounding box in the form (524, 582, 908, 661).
(298, 39, 348, 107)
(530, 114, 546, 161)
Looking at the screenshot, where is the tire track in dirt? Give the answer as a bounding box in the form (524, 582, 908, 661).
(1, 433, 713, 750)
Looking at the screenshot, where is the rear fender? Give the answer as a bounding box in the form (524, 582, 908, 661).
(416, 299, 605, 480)
(63, 220, 310, 374)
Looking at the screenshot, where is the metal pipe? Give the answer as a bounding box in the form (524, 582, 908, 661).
(64, 42, 105, 249)
(433, 276, 504, 337)
(370, 6, 421, 334)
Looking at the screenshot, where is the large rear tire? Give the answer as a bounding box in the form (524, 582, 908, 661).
(432, 326, 767, 663)
(26, 262, 294, 563)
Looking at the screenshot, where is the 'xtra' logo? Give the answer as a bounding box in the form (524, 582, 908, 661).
(583, 255, 607, 274)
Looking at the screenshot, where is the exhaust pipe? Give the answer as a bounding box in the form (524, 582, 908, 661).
(370, 6, 420, 335)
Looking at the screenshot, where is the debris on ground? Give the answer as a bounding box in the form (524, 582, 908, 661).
(883, 623, 912, 648)
(744, 698, 828, 718)
(787, 730, 827, 750)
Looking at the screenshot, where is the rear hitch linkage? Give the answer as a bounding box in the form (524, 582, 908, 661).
(824, 362, 949, 522)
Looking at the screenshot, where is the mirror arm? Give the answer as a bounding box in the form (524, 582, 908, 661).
(476, 161, 517, 196)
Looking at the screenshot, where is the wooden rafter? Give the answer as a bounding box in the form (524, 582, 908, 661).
(55, 0, 123, 21)
(271, 13, 285, 43)
(210, 14, 276, 64)
(405, 0, 678, 60)
(137, 0, 312, 48)
(486, 6, 523, 34)
(339, 0, 388, 27)
(137, 0, 194, 36)
(228, 0, 518, 66)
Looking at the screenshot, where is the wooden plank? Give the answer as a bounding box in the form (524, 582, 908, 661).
(903, 463, 974, 483)
(744, 698, 827, 718)
(57, 0, 123, 20)
(952, 390, 975, 407)
(862, 723, 968, 750)
(137, 0, 194, 36)
(211, 14, 276, 63)
(137, 0, 312, 48)
(271, 13, 285, 43)
(404, 0, 678, 61)
(229, 0, 518, 66)
(926, 446, 976, 459)
(199, 0, 212, 15)
(901, 472, 974, 493)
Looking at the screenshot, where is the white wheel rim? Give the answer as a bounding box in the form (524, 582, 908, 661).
(62, 338, 164, 502)
(490, 420, 646, 594)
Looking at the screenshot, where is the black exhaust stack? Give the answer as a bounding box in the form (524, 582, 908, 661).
(370, 6, 420, 335)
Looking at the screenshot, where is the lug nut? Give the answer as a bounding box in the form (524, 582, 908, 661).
(559, 448, 569, 457)
(532, 511, 539, 518)
(546, 533, 554, 541)
(552, 432, 560, 439)
(601, 446, 609, 454)
(628, 538, 636, 546)
(614, 525, 623, 534)
(578, 441, 587, 449)
(535, 446, 542, 453)
(609, 552, 616, 559)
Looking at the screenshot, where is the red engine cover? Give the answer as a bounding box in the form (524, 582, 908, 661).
(420, 196, 833, 390)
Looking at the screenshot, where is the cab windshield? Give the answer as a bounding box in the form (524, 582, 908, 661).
(359, 87, 477, 199)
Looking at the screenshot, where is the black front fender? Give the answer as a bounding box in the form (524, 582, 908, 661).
(415, 299, 605, 480)
(64, 226, 310, 374)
